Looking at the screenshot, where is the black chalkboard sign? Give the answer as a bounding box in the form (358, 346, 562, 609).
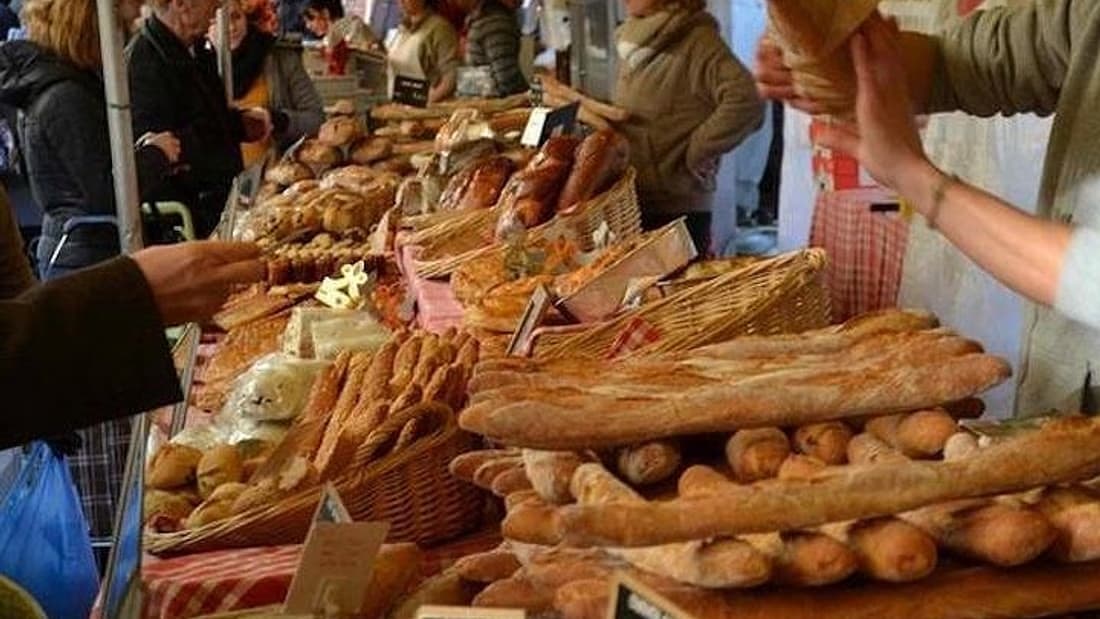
(394, 75, 430, 108)
(611, 574, 694, 619)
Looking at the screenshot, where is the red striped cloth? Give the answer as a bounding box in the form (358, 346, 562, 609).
(810, 188, 910, 322)
(607, 318, 662, 359)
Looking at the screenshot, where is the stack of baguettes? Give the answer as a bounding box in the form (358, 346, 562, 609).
(415, 310, 1100, 618)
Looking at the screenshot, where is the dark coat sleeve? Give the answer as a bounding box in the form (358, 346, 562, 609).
(0, 257, 183, 449)
(270, 46, 324, 150)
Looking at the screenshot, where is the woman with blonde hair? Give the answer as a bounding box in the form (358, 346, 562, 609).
(0, 0, 181, 570)
(613, 0, 764, 254)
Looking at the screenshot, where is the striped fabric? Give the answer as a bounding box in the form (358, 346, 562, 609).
(464, 0, 528, 97)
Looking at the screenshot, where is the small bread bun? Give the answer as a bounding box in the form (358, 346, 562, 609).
(147, 444, 203, 490)
(265, 161, 313, 186)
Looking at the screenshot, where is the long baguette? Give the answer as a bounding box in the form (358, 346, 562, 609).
(846, 432, 908, 465)
(460, 354, 1010, 449)
(502, 496, 564, 546)
(554, 561, 1100, 619)
(571, 463, 772, 588)
(472, 575, 556, 613)
(1036, 485, 1100, 562)
(678, 466, 857, 587)
(491, 467, 534, 496)
(454, 549, 522, 584)
(553, 417, 1100, 547)
(901, 499, 1055, 567)
(821, 518, 937, 583)
(449, 449, 521, 483)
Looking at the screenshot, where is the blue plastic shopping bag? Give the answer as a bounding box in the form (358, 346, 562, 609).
(0, 442, 99, 619)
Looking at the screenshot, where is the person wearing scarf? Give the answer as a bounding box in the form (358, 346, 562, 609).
(613, 0, 764, 254)
(219, 0, 323, 167)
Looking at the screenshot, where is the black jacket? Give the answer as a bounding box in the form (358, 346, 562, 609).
(0, 41, 173, 266)
(127, 15, 247, 237)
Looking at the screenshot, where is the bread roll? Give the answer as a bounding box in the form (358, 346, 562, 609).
(777, 454, 829, 481)
(196, 444, 244, 499)
(615, 441, 681, 487)
(265, 161, 313, 186)
(186, 483, 248, 529)
(793, 422, 853, 465)
(350, 136, 393, 165)
(473, 576, 555, 613)
(360, 543, 423, 619)
(502, 496, 564, 546)
(866, 409, 958, 458)
(454, 549, 523, 584)
(846, 432, 908, 465)
(318, 115, 363, 147)
(457, 156, 516, 211)
(726, 428, 791, 483)
(505, 489, 541, 512)
(1037, 485, 1100, 563)
(491, 466, 534, 496)
(144, 489, 197, 523)
(823, 518, 937, 583)
(473, 458, 523, 490)
(903, 499, 1055, 567)
(298, 139, 344, 169)
(942, 432, 980, 461)
(148, 444, 203, 490)
(523, 449, 584, 504)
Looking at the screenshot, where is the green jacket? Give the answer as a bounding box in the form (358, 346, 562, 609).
(613, 12, 763, 215)
(930, 0, 1100, 415)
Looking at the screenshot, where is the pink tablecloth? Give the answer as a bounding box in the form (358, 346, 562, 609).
(399, 244, 466, 334)
(810, 187, 910, 322)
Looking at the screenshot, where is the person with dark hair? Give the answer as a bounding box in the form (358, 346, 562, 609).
(303, 0, 379, 49)
(214, 0, 323, 167)
(387, 0, 459, 103)
(452, 0, 527, 97)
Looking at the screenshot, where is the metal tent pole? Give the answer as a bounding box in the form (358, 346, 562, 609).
(215, 3, 234, 104)
(96, 0, 143, 254)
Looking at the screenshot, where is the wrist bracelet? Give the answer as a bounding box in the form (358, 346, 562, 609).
(926, 172, 957, 230)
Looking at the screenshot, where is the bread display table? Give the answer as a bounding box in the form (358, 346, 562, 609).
(810, 187, 909, 321)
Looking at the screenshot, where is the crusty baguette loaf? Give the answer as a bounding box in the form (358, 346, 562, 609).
(473, 458, 524, 490)
(820, 518, 937, 583)
(866, 409, 958, 458)
(678, 465, 856, 586)
(472, 575, 555, 613)
(490, 466, 534, 496)
(300, 351, 351, 422)
(571, 463, 772, 588)
(361, 339, 399, 403)
(389, 334, 423, 393)
(449, 449, 521, 483)
(360, 543, 422, 619)
(902, 499, 1055, 567)
(616, 441, 682, 487)
(523, 449, 585, 504)
(846, 432, 908, 465)
(454, 549, 523, 584)
(777, 454, 830, 481)
(504, 489, 540, 512)
(554, 561, 1100, 619)
(726, 428, 791, 483)
(553, 417, 1100, 547)
(502, 496, 564, 546)
(313, 352, 373, 473)
(1036, 485, 1100, 563)
(793, 422, 853, 465)
(460, 353, 1010, 449)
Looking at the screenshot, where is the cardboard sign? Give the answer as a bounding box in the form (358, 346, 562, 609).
(506, 284, 554, 357)
(607, 573, 694, 619)
(521, 102, 580, 147)
(394, 75, 430, 108)
(416, 606, 525, 619)
(284, 488, 389, 615)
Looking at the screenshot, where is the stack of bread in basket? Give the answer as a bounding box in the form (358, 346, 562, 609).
(379, 309, 1100, 618)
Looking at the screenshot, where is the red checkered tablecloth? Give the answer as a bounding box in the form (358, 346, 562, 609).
(810, 188, 910, 322)
(91, 528, 502, 619)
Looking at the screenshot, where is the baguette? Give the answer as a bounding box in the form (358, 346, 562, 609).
(502, 497, 565, 546)
(491, 466, 534, 496)
(792, 422, 853, 465)
(460, 353, 1010, 449)
(360, 543, 422, 619)
(450, 449, 521, 483)
(902, 499, 1055, 567)
(866, 409, 958, 458)
(553, 417, 1100, 547)
(821, 518, 937, 583)
(1036, 485, 1100, 562)
(846, 432, 908, 465)
(616, 441, 682, 487)
(313, 352, 373, 472)
(554, 561, 1100, 619)
(361, 339, 399, 403)
(777, 454, 829, 481)
(454, 549, 523, 584)
(300, 351, 352, 421)
(473, 458, 524, 490)
(678, 466, 856, 586)
(726, 428, 790, 483)
(505, 489, 541, 512)
(389, 334, 423, 393)
(523, 449, 585, 504)
(571, 463, 772, 588)
(472, 575, 555, 613)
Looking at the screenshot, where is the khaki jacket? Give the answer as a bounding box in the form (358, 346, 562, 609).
(613, 12, 764, 215)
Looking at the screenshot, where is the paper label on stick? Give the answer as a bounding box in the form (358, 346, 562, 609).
(607, 573, 695, 619)
(506, 284, 555, 357)
(284, 487, 389, 615)
(520, 106, 552, 147)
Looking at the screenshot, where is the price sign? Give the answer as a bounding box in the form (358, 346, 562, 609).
(284, 487, 389, 615)
(608, 573, 694, 619)
(521, 101, 580, 147)
(394, 75, 430, 108)
(506, 284, 554, 357)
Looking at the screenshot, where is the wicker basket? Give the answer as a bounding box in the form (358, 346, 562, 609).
(532, 249, 831, 359)
(146, 405, 482, 556)
(413, 168, 641, 279)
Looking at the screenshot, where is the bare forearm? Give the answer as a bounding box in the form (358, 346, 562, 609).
(430, 72, 456, 104)
(897, 161, 1071, 307)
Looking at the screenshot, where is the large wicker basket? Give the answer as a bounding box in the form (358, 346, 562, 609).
(413, 168, 641, 279)
(532, 249, 831, 359)
(146, 405, 482, 556)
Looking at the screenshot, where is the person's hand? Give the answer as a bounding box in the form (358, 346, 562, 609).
(139, 131, 182, 164)
(132, 241, 266, 326)
(241, 107, 273, 143)
(754, 35, 827, 115)
(814, 14, 933, 194)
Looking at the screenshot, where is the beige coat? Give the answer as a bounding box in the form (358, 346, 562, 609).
(613, 11, 764, 215)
